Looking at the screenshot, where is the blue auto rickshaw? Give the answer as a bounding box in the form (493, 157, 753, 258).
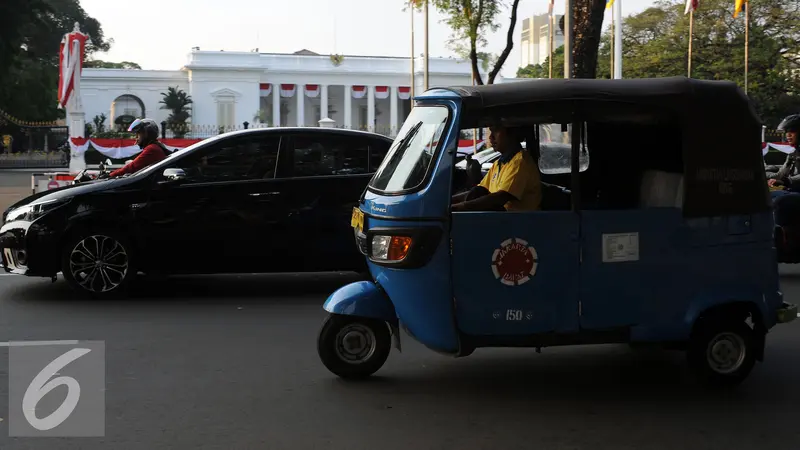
(317, 77, 797, 386)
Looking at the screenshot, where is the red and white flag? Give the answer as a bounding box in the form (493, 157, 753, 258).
(685, 0, 699, 14)
(58, 27, 88, 109)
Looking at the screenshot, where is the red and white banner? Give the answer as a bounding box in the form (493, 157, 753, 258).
(684, 0, 698, 14)
(69, 138, 203, 159)
(398, 86, 411, 100)
(58, 28, 88, 109)
(280, 84, 296, 98)
(375, 86, 389, 100)
(305, 84, 320, 98)
(763, 142, 795, 156)
(351, 85, 366, 99)
(259, 83, 272, 97)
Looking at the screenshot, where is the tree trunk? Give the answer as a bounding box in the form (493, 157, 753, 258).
(572, 0, 607, 78)
(488, 0, 521, 84)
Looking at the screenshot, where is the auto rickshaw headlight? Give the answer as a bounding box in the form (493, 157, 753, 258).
(371, 235, 412, 261)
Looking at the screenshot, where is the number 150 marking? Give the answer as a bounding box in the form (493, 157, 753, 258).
(506, 310, 523, 321)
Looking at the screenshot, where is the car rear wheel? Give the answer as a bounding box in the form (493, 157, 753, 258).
(61, 231, 136, 298)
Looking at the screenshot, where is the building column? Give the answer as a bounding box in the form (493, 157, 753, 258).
(344, 85, 352, 129)
(320, 85, 329, 120)
(296, 85, 305, 126)
(390, 86, 398, 137)
(367, 86, 375, 133)
(272, 84, 281, 127)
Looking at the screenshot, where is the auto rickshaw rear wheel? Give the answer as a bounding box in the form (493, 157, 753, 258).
(687, 319, 756, 388)
(318, 314, 391, 379)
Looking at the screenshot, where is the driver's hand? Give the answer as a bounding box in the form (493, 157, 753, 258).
(97, 172, 110, 179)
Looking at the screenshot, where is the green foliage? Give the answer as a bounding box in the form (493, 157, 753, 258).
(92, 114, 106, 134)
(160, 87, 193, 138)
(84, 60, 142, 69)
(0, 0, 112, 121)
(408, 0, 520, 84)
(518, 0, 800, 125)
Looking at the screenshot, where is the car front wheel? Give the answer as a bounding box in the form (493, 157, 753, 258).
(61, 231, 136, 298)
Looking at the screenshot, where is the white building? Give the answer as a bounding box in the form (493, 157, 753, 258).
(80, 48, 492, 138)
(520, 13, 564, 68)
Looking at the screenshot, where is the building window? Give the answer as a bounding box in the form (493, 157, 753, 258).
(216, 96, 235, 130)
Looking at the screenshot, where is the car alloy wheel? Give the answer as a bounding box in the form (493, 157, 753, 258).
(68, 234, 129, 293)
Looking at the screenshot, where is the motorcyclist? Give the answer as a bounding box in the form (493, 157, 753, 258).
(101, 118, 171, 179)
(766, 114, 800, 194)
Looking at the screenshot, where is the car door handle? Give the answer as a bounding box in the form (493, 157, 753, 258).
(249, 192, 280, 197)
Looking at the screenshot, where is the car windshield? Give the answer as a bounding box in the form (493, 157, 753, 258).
(368, 106, 450, 193)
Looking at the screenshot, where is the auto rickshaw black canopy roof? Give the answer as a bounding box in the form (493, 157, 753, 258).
(438, 76, 759, 128)
(429, 77, 770, 217)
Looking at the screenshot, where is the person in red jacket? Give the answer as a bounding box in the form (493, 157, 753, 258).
(106, 118, 171, 178)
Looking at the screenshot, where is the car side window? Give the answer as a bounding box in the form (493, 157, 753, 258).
(175, 135, 280, 183)
(369, 139, 391, 172)
(287, 135, 369, 177)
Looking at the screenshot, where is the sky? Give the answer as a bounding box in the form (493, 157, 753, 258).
(80, 0, 659, 79)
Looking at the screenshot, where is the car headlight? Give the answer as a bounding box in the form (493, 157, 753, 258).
(370, 235, 413, 262)
(5, 198, 72, 223)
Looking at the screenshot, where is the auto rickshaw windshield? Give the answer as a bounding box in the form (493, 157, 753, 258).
(369, 105, 450, 193)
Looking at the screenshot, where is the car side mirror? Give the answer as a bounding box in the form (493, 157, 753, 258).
(162, 168, 187, 183)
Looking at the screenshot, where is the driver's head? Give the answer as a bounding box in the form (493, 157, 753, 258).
(488, 124, 522, 155)
(128, 118, 160, 149)
(778, 114, 800, 147)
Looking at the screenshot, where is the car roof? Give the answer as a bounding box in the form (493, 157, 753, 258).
(209, 126, 394, 142)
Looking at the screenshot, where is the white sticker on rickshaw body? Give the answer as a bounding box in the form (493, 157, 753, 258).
(491, 238, 538, 286)
(601, 232, 640, 263)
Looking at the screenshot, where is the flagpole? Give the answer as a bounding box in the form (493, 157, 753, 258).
(424, 0, 430, 91)
(613, 0, 622, 78)
(687, 9, 694, 77)
(410, 4, 415, 102)
(610, 12, 615, 78)
(548, 7, 554, 78)
(744, 1, 749, 94)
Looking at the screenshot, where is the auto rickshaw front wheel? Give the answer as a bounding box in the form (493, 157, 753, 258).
(317, 314, 392, 379)
(687, 319, 756, 388)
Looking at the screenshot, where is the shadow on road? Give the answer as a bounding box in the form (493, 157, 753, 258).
(3, 271, 365, 304)
(322, 344, 796, 412)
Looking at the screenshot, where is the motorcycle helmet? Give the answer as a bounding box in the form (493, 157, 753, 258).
(777, 114, 800, 134)
(128, 118, 161, 149)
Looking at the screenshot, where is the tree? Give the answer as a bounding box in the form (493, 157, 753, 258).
(408, 0, 521, 85)
(160, 87, 193, 138)
(0, 0, 111, 121)
(518, 0, 800, 125)
(84, 60, 142, 70)
(594, 0, 800, 125)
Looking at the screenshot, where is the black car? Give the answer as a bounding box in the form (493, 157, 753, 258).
(0, 127, 393, 297)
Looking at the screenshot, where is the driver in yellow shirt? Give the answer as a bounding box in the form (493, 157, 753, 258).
(451, 125, 541, 212)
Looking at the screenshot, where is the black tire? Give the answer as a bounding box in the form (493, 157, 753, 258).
(317, 314, 392, 379)
(61, 229, 137, 298)
(687, 319, 757, 388)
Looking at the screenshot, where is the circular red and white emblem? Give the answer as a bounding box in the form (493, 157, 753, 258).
(491, 238, 538, 286)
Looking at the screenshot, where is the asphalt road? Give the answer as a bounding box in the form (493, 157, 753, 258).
(0, 268, 798, 450)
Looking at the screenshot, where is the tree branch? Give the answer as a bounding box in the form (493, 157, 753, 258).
(471, 0, 485, 85)
(487, 0, 520, 84)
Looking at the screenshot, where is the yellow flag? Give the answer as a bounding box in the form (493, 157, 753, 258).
(606, 0, 614, 9)
(733, 0, 746, 18)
